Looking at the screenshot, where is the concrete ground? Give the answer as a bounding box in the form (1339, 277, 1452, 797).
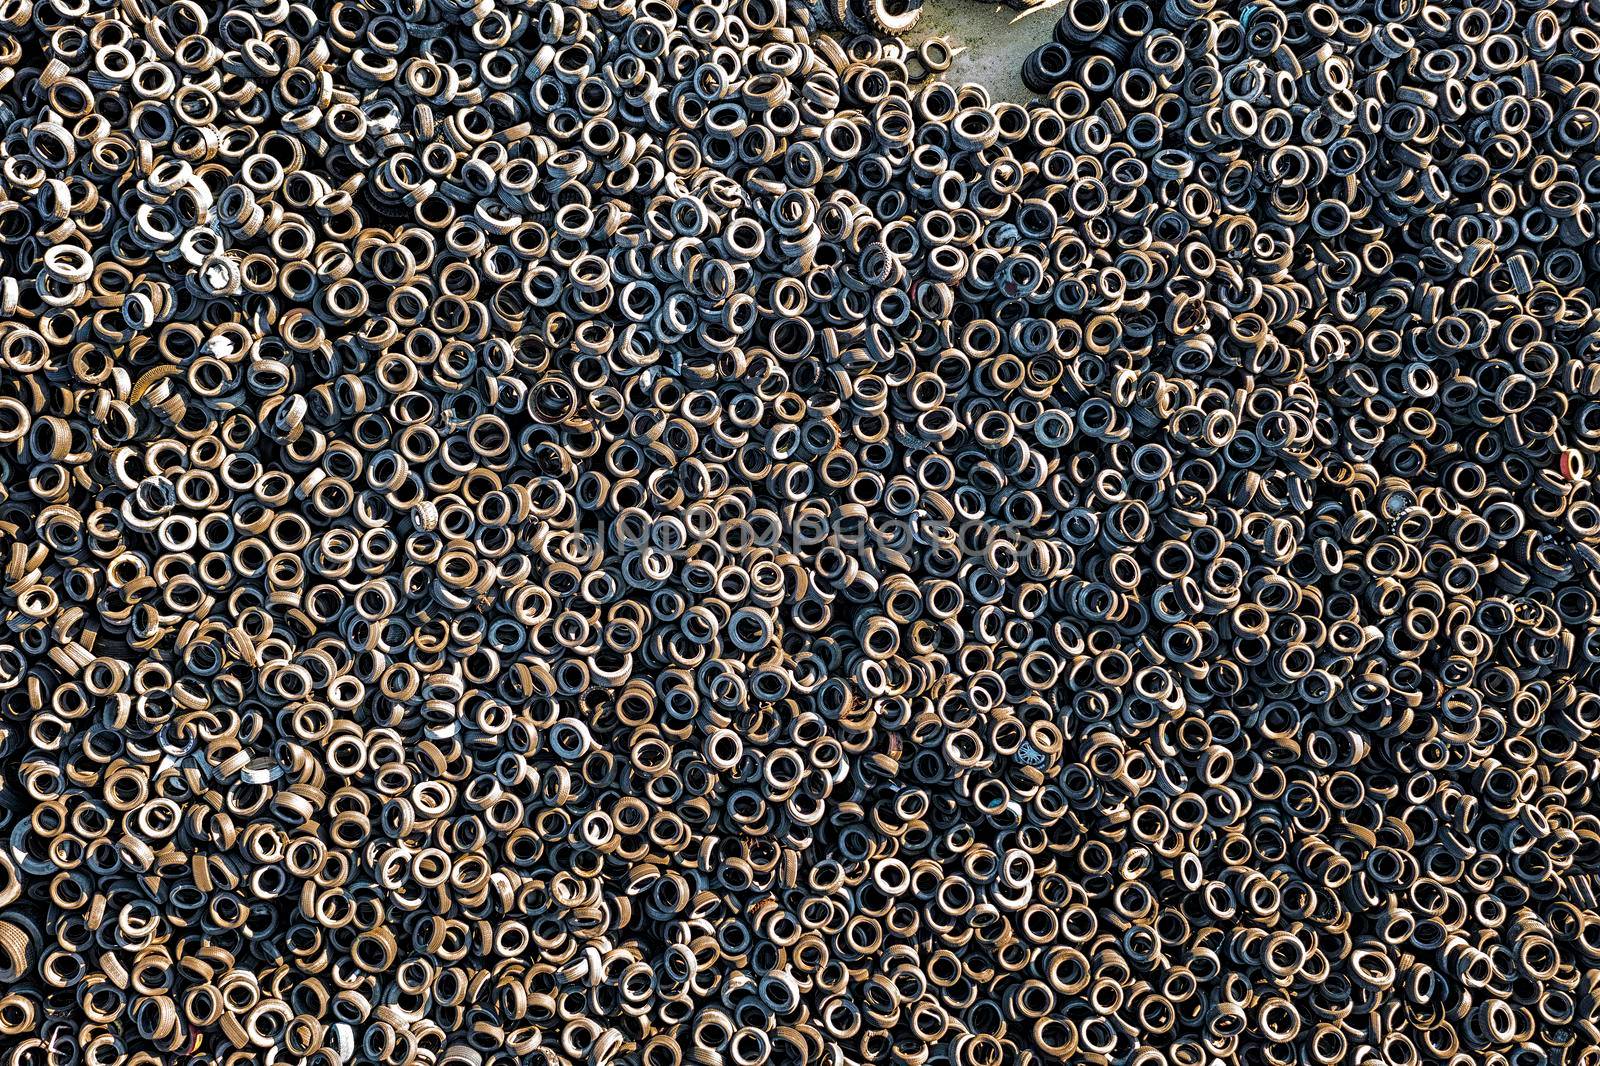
(911, 0, 1066, 101)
